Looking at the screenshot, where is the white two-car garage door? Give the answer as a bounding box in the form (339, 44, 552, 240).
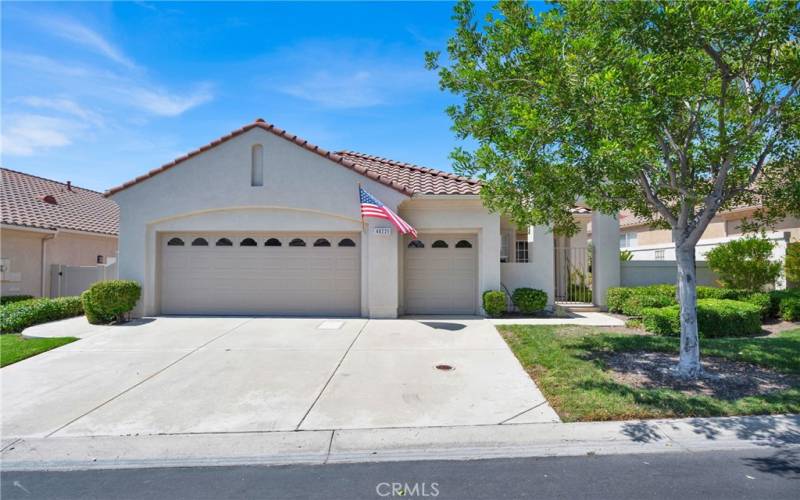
(160, 233, 360, 316)
(404, 234, 477, 315)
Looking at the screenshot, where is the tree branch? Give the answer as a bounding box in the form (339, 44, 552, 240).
(638, 171, 677, 227)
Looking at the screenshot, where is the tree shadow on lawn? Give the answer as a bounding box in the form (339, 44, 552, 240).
(575, 331, 800, 374)
(579, 378, 800, 447)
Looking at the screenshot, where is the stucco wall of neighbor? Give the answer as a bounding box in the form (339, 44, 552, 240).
(1, 228, 47, 296)
(45, 232, 118, 297)
(399, 197, 501, 315)
(728, 215, 800, 241)
(621, 261, 719, 287)
(111, 127, 407, 317)
(1, 228, 118, 297)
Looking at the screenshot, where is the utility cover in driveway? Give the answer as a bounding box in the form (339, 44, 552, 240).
(160, 233, 360, 316)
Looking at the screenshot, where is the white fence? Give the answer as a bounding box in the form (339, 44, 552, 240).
(620, 261, 719, 287)
(50, 261, 118, 298)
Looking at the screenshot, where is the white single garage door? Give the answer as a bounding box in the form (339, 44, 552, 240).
(404, 234, 477, 315)
(160, 233, 360, 316)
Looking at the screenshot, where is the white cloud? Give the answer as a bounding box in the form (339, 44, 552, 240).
(127, 84, 214, 117)
(4, 52, 213, 119)
(0, 114, 83, 156)
(16, 97, 105, 126)
(38, 17, 137, 69)
(265, 40, 435, 109)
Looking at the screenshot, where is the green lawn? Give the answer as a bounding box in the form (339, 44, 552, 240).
(499, 325, 800, 422)
(0, 334, 77, 367)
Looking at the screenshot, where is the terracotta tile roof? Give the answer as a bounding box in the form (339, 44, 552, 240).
(1, 168, 118, 235)
(104, 119, 482, 198)
(336, 151, 482, 195)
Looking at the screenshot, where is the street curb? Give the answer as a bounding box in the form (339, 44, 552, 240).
(2, 414, 798, 472)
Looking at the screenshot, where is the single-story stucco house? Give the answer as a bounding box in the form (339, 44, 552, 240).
(1, 168, 119, 298)
(106, 119, 621, 318)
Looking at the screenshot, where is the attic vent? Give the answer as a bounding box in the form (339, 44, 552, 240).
(38, 195, 57, 205)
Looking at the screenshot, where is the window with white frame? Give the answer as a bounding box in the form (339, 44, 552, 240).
(500, 233, 509, 263)
(619, 232, 638, 248)
(655, 249, 666, 260)
(515, 240, 529, 263)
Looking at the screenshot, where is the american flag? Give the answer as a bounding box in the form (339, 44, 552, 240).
(359, 187, 417, 238)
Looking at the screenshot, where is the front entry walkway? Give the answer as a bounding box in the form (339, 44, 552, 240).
(3, 317, 558, 439)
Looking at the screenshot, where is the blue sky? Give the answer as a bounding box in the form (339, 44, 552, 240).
(1, 1, 548, 192)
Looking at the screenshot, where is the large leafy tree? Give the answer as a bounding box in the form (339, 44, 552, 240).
(427, 0, 800, 378)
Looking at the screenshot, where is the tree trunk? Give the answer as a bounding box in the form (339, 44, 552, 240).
(675, 245, 702, 378)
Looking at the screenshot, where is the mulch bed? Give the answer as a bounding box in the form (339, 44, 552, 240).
(596, 351, 799, 400)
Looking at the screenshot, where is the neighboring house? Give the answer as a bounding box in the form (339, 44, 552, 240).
(107, 119, 622, 318)
(1, 168, 119, 297)
(615, 208, 798, 263)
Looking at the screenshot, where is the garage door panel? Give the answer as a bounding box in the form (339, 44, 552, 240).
(160, 233, 360, 316)
(404, 234, 477, 315)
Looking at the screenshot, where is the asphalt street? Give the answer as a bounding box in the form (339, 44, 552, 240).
(2, 448, 798, 500)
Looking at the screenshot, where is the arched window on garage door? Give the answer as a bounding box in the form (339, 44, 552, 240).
(288, 238, 306, 247)
(167, 237, 184, 246)
(338, 238, 356, 247)
(191, 238, 208, 246)
(408, 240, 424, 248)
(265, 238, 282, 247)
(455, 240, 473, 248)
(313, 238, 331, 247)
(432, 240, 449, 248)
(216, 238, 233, 247)
(240, 238, 258, 247)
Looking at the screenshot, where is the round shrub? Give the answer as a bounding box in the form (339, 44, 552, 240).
(81, 280, 141, 324)
(706, 237, 782, 291)
(482, 290, 506, 318)
(768, 288, 800, 319)
(511, 288, 547, 314)
(0, 296, 83, 334)
(606, 287, 634, 313)
(779, 296, 800, 321)
(641, 299, 761, 338)
(785, 241, 800, 286)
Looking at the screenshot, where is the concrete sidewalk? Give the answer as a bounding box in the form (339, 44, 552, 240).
(3, 414, 797, 471)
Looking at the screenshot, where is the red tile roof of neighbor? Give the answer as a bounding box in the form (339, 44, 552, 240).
(1, 168, 119, 236)
(104, 119, 482, 197)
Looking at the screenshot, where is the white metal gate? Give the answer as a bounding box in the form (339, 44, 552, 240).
(554, 246, 592, 303)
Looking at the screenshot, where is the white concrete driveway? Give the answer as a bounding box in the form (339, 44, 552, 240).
(2, 317, 558, 439)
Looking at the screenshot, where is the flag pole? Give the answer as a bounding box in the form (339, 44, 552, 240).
(358, 183, 366, 233)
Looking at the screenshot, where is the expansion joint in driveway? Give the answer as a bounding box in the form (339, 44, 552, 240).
(295, 320, 369, 431)
(43, 318, 256, 438)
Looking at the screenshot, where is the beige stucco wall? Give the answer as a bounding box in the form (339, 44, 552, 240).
(624, 212, 800, 246)
(1, 228, 47, 296)
(1, 227, 118, 297)
(111, 127, 412, 317)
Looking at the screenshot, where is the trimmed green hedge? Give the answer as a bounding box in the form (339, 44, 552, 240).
(0, 295, 35, 306)
(607, 284, 772, 319)
(642, 299, 762, 338)
(778, 296, 800, 321)
(769, 289, 800, 321)
(82, 280, 141, 324)
(607, 284, 675, 317)
(482, 290, 506, 318)
(0, 296, 84, 334)
(511, 288, 548, 314)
